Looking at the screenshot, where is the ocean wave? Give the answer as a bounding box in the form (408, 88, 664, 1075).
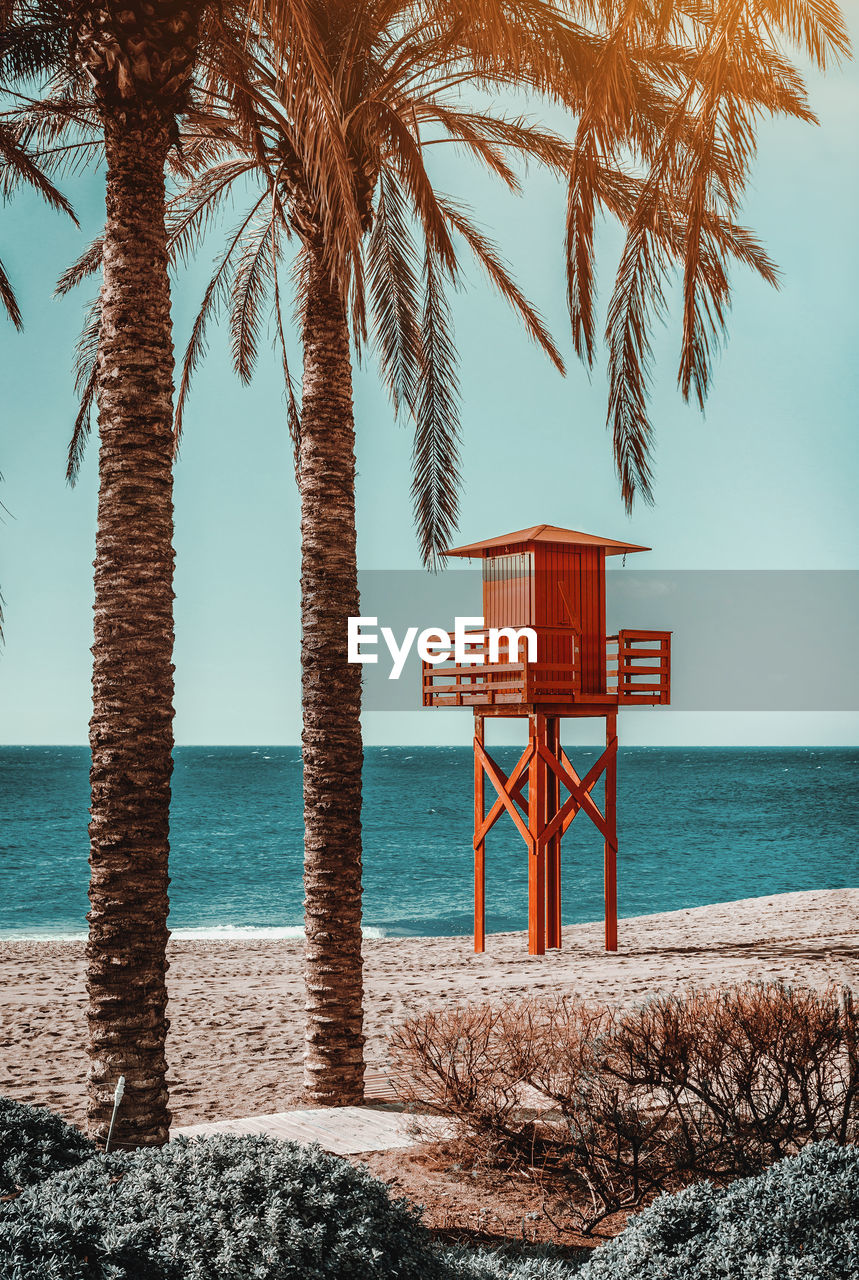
(170, 924, 388, 940)
(2, 924, 388, 942)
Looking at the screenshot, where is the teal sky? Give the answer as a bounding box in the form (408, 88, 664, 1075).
(1, 44, 857, 747)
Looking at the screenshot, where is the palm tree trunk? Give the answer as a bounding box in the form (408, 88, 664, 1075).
(299, 244, 365, 1105)
(86, 115, 176, 1148)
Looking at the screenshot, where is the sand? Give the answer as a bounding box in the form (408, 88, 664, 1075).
(0, 888, 857, 1131)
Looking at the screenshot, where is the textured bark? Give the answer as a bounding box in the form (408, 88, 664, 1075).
(75, 3, 200, 119)
(300, 245, 365, 1105)
(86, 115, 176, 1149)
(75, 0, 202, 1152)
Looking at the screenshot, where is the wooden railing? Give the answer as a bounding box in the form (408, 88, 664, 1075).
(420, 629, 545, 707)
(606, 630, 671, 704)
(422, 628, 670, 707)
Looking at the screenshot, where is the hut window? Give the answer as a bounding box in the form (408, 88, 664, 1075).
(482, 553, 534, 627)
(482, 552, 534, 585)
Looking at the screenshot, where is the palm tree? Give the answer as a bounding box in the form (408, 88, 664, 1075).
(143, 0, 845, 1104)
(0, 0, 256, 1147)
(163, 13, 576, 1106)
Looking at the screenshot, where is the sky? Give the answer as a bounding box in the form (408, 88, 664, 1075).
(1, 34, 857, 748)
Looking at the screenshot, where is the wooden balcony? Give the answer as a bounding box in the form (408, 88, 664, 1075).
(421, 629, 671, 709)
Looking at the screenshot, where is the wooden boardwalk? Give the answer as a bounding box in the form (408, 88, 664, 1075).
(173, 1105, 449, 1156)
(172, 1068, 451, 1156)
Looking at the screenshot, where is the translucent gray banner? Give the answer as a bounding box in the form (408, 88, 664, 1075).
(353, 570, 859, 712)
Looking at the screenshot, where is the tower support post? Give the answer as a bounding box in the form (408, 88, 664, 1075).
(474, 716, 486, 953)
(527, 713, 547, 955)
(604, 710, 618, 951)
(545, 717, 562, 948)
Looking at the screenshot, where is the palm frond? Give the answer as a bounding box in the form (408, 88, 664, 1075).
(439, 196, 565, 374)
(413, 0, 599, 106)
(269, 213, 301, 476)
(167, 159, 259, 264)
(170, 0, 845, 530)
(675, 5, 765, 406)
(375, 101, 458, 275)
(604, 188, 677, 512)
(410, 103, 521, 191)
(604, 163, 782, 512)
(411, 248, 461, 569)
(565, 138, 600, 369)
(0, 10, 69, 84)
(0, 118, 76, 220)
(67, 293, 101, 484)
(0, 254, 22, 329)
(175, 195, 268, 445)
(0, 93, 102, 177)
(562, 0, 676, 368)
(420, 108, 574, 175)
(55, 235, 103, 296)
(230, 209, 276, 383)
(252, 0, 367, 324)
(753, 0, 850, 68)
(367, 169, 423, 416)
(705, 213, 779, 284)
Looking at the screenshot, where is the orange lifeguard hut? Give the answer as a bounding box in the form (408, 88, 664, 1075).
(421, 524, 671, 956)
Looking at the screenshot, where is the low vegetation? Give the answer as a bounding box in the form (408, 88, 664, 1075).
(0, 1117, 580, 1280)
(0, 1131, 456, 1279)
(390, 982, 859, 1230)
(1, 1091, 856, 1278)
(577, 1141, 859, 1280)
(0, 1096, 95, 1196)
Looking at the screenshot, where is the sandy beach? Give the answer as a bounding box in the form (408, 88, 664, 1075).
(0, 888, 856, 1131)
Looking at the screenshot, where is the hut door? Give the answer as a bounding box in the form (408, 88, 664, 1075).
(577, 548, 606, 695)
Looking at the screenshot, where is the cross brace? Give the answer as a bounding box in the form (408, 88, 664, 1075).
(473, 711, 618, 956)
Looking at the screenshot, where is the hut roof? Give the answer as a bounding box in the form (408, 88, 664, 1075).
(442, 524, 650, 558)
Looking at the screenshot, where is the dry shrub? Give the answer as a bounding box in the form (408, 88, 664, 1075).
(389, 1001, 577, 1164)
(390, 983, 859, 1231)
(605, 984, 859, 1174)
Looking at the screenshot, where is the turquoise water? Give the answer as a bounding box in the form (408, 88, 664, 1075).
(0, 746, 856, 938)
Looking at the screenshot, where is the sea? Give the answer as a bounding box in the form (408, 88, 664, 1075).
(0, 746, 856, 940)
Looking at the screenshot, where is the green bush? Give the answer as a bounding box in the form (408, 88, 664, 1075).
(6, 1114, 852, 1280)
(0, 1133, 452, 1279)
(0, 1097, 95, 1196)
(444, 1243, 585, 1280)
(576, 1142, 859, 1280)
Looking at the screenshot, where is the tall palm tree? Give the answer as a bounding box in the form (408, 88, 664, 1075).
(0, 0, 258, 1147)
(137, 0, 844, 1104)
(163, 11, 576, 1106)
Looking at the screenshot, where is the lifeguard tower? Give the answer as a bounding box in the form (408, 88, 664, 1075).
(421, 524, 671, 956)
